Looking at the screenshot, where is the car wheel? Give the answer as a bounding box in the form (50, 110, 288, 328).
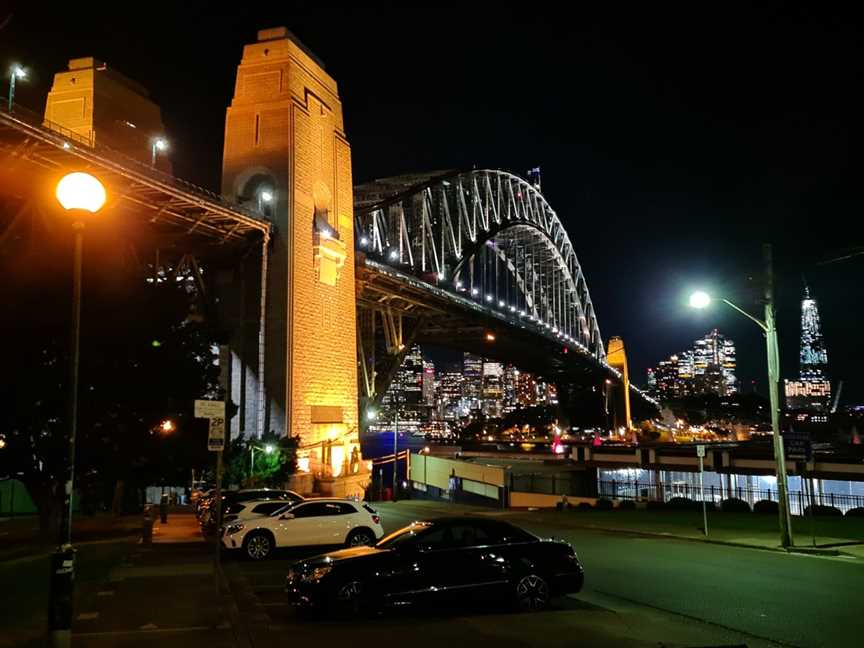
(346, 528, 375, 547)
(514, 574, 550, 612)
(332, 580, 364, 617)
(244, 532, 272, 560)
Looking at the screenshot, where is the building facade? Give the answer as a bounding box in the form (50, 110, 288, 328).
(785, 285, 831, 411)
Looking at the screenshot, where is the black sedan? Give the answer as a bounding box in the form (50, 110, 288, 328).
(285, 517, 583, 614)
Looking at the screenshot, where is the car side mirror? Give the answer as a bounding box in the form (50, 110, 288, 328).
(279, 513, 295, 520)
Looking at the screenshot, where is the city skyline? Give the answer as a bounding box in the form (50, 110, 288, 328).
(648, 328, 737, 400)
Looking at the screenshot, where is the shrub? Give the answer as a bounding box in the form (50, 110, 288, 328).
(618, 499, 637, 510)
(804, 504, 843, 517)
(667, 497, 699, 510)
(753, 499, 779, 514)
(646, 500, 667, 511)
(595, 498, 614, 511)
(576, 502, 594, 511)
(844, 507, 864, 518)
(720, 498, 751, 513)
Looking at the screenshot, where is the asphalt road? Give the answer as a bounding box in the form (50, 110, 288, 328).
(225, 501, 864, 648)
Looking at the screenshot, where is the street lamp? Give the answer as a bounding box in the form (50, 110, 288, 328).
(52, 171, 107, 647)
(150, 136, 168, 167)
(7, 64, 27, 112)
(159, 419, 176, 434)
(249, 443, 275, 480)
(688, 244, 793, 547)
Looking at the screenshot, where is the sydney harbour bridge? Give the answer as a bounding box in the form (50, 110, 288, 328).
(0, 28, 656, 496)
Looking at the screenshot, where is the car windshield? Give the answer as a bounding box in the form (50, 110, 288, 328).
(269, 502, 294, 517)
(375, 522, 432, 549)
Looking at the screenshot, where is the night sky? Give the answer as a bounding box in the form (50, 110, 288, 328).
(3, 4, 862, 400)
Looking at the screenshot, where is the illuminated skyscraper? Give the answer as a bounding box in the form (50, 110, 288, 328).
(785, 285, 831, 410)
(650, 330, 736, 400)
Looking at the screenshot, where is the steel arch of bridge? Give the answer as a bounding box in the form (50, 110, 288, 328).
(355, 169, 606, 361)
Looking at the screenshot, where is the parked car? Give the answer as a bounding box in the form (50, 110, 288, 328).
(200, 489, 302, 533)
(284, 517, 584, 614)
(222, 498, 383, 559)
(223, 499, 301, 524)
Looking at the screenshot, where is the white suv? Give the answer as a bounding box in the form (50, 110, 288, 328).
(222, 498, 384, 560)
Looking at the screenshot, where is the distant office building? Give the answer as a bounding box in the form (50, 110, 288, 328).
(516, 371, 539, 407)
(422, 360, 435, 406)
(650, 330, 737, 400)
(785, 285, 831, 411)
(482, 361, 504, 417)
(463, 352, 484, 412)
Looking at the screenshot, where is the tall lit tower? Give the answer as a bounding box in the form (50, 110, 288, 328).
(785, 284, 831, 410)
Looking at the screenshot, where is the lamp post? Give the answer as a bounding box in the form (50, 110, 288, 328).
(688, 244, 793, 548)
(250, 443, 275, 481)
(150, 136, 168, 167)
(52, 172, 107, 647)
(7, 64, 27, 112)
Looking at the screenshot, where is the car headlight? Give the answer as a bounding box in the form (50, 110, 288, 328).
(226, 523, 245, 535)
(301, 564, 333, 582)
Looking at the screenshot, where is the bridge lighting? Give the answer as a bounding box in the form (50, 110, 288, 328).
(150, 136, 169, 167)
(437, 271, 446, 280)
(388, 249, 399, 261)
(455, 280, 463, 289)
(485, 332, 496, 342)
(320, 227, 332, 239)
(471, 287, 479, 296)
(509, 306, 516, 312)
(359, 236, 369, 247)
(7, 64, 27, 111)
(519, 310, 526, 317)
(498, 300, 505, 308)
(485, 294, 493, 302)
(688, 290, 711, 309)
(366, 408, 378, 422)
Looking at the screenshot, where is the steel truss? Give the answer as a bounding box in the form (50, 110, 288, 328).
(356, 170, 606, 361)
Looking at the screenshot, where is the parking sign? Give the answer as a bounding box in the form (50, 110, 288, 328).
(208, 417, 225, 451)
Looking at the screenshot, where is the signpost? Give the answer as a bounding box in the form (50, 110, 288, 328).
(195, 400, 225, 564)
(697, 445, 708, 536)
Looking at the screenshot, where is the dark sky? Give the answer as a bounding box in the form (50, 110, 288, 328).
(3, 3, 863, 400)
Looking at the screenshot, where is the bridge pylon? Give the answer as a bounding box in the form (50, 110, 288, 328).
(606, 336, 634, 437)
(221, 27, 363, 496)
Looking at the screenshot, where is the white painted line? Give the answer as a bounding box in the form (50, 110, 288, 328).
(77, 612, 99, 621)
(74, 625, 212, 637)
(97, 590, 115, 597)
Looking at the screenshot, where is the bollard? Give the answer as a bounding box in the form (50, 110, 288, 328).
(142, 505, 154, 544)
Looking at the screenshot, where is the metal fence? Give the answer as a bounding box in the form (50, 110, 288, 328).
(597, 479, 864, 515)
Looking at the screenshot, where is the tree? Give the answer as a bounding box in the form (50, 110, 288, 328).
(223, 431, 299, 489)
(0, 265, 222, 535)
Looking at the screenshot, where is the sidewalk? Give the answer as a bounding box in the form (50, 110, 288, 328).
(1, 512, 238, 648)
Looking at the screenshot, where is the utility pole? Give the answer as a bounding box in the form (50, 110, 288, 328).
(392, 390, 399, 502)
(764, 243, 794, 548)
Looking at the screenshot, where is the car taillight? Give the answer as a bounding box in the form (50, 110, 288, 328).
(372, 515, 380, 524)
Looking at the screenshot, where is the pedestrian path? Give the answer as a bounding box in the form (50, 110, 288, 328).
(151, 512, 204, 543)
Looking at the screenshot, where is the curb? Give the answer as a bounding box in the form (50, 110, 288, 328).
(575, 524, 853, 557)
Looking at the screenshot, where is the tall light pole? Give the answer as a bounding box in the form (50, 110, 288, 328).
(392, 390, 400, 502)
(688, 244, 793, 548)
(150, 136, 168, 167)
(52, 172, 107, 647)
(7, 64, 27, 112)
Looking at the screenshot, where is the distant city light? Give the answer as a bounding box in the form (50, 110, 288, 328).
(485, 332, 496, 342)
(471, 288, 479, 296)
(389, 249, 399, 261)
(485, 294, 493, 302)
(359, 236, 369, 246)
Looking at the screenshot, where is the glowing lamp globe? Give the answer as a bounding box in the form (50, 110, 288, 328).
(56, 172, 106, 213)
(689, 291, 711, 309)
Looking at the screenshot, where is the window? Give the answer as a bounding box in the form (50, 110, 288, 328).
(335, 503, 358, 515)
(490, 522, 537, 544)
(252, 502, 286, 516)
(291, 502, 347, 518)
(448, 523, 493, 547)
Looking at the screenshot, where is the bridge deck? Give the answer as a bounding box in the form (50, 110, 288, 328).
(0, 104, 270, 244)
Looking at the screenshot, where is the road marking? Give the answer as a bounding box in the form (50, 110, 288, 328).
(97, 590, 115, 597)
(76, 612, 99, 621)
(139, 623, 158, 630)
